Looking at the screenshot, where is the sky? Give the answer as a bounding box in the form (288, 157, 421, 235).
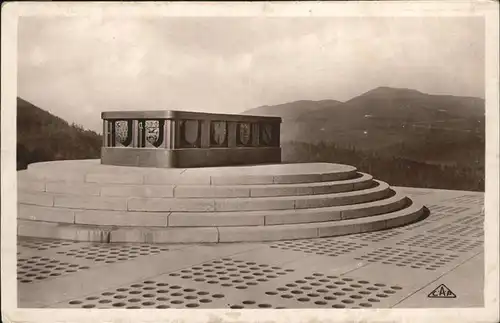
(18, 16, 485, 133)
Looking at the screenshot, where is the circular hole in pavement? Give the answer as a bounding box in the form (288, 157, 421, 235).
(112, 302, 126, 307)
(332, 304, 346, 308)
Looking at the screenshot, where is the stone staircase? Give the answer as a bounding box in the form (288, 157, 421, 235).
(17, 160, 428, 243)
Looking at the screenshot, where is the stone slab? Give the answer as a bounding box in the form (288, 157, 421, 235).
(74, 210, 169, 227)
(53, 195, 128, 211)
(127, 197, 215, 212)
(18, 204, 75, 224)
(100, 184, 175, 198)
(110, 227, 219, 243)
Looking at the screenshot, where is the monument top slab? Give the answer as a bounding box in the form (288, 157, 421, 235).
(101, 110, 282, 123)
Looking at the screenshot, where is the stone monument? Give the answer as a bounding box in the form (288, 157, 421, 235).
(17, 110, 428, 244)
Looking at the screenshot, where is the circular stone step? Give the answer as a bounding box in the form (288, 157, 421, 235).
(24, 160, 359, 185)
(17, 193, 410, 227)
(18, 180, 392, 212)
(17, 160, 429, 243)
(17, 202, 428, 243)
(18, 172, 375, 198)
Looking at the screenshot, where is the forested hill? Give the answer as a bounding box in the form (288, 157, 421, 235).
(16, 97, 102, 170)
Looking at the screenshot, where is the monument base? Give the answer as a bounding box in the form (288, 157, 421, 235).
(101, 147, 282, 168)
(17, 160, 428, 243)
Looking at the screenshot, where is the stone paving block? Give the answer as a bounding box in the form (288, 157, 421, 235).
(174, 185, 250, 198)
(211, 175, 274, 185)
(85, 172, 144, 184)
(45, 182, 101, 196)
(352, 180, 375, 191)
(321, 170, 357, 181)
(395, 253, 484, 308)
(272, 174, 323, 184)
(265, 209, 342, 225)
(28, 170, 86, 182)
(18, 191, 54, 207)
(127, 197, 215, 212)
(110, 227, 219, 243)
(17, 220, 111, 242)
(294, 184, 390, 209)
(311, 182, 354, 195)
(18, 204, 75, 223)
(143, 172, 211, 185)
(341, 195, 408, 220)
(218, 223, 319, 242)
(54, 195, 128, 211)
(17, 178, 46, 192)
(74, 210, 169, 227)
(214, 197, 295, 211)
(168, 212, 264, 227)
(100, 184, 175, 198)
(250, 185, 314, 197)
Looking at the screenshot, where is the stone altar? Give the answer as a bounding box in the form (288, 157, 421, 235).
(101, 110, 282, 168)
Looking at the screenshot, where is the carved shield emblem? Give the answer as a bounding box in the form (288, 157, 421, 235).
(239, 123, 251, 145)
(211, 121, 227, 145)
(261, 124, 273, 145)
(114, 120, 129, 146)
(182, 120, 199, 145)
(145, 120, 160, 146)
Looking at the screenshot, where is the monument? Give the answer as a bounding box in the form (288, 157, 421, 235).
(17, 110, 428, 244)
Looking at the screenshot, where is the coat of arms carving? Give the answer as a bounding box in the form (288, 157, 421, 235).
(238, 123, 251, 146)
(211, 121, 227, 146)
(145, 120, 161, 147)
(260, 124, 273, 145)
(114, 120, 129, 146)
(182, 120, 199, 146)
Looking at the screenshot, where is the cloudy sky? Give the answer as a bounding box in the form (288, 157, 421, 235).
(18, 16, 484, 132)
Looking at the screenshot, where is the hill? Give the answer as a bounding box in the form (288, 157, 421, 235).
(17, 97, 102, 170)
(244, 87, 485, 191)
(243, 99, 342, 120)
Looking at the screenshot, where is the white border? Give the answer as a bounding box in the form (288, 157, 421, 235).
(1, 2, 499, 323)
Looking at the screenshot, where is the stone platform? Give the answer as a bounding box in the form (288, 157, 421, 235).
(17, 160, 427, 243)
(16, 187, 484, 309)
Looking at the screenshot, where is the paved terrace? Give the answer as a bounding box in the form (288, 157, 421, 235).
(17, 187, 484, 309)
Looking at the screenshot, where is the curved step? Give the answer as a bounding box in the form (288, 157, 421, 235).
(17, 202, 428, 243)
(18, 171, 374, 198)
(17, 192, 409, 227)
(18, 180, 392, 212)
(24, 160, 359, 185)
